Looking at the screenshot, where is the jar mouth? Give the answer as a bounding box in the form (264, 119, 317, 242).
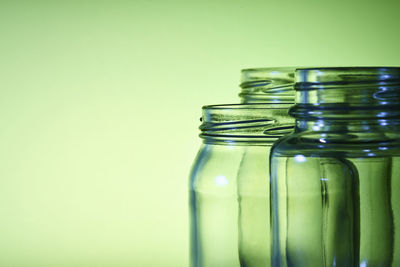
(240, 67, 296, 84)
(203, 103, 294, 110)
(200, 103, 294, 144)
(295, 67, 400, 87)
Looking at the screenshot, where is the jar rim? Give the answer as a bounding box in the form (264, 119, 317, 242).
(240, 67, 296, 87)
(203, 103, 294, 110)
(296, 66, 400, 71)
(295, 66, 400, 85)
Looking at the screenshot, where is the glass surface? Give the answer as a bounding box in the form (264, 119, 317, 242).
(271, 67, 400, 266)
(189, 103, 293, 267)
(239, 67, 295, 103)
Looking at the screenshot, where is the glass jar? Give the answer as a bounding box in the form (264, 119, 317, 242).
(189, 68, 295, 267)
(239, 67, 295, 103)
(189, 103, 294, 267)
(270, 67, 400, 266)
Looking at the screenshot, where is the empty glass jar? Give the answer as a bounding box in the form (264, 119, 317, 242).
(270, 67, 400, 266)
(189, 68, 295, 267)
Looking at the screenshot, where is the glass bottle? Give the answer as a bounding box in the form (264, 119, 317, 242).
(270, 67, 400, 266)
(190, 67, 295, 267)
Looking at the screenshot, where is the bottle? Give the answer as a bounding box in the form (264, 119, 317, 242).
(270, 67, 400, 266)
(189, 68, 295, 267)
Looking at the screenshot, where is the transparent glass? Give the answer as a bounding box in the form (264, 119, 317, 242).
(270, 67, 400, 266)
(189, 103, 294, 267)
(239, 67, 295, 103)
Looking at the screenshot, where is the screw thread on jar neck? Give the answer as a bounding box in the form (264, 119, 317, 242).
(239, 67, 296, 103)
(290, 67, 400, 121)
(199, 104, 294, 145)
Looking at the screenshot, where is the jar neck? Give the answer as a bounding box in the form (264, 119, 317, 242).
(200, 103, 294, 145)
(239, 67, 295, 103)
(291, 67, 400, 134)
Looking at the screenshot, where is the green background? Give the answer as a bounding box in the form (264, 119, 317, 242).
(0, 0, 399, 266)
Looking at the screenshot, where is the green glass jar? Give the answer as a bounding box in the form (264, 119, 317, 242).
(189, 68, 295, 267)
(270, 67, 400, 266)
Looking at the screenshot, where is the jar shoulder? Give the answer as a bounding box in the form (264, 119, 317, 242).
(271, 131, 400, 158)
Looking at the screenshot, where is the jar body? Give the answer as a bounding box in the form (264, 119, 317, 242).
(190, 143, 273, 267)
(271, 129, 400, 266)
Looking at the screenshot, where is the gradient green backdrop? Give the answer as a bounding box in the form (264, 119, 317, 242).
(0, 0, 399, 266)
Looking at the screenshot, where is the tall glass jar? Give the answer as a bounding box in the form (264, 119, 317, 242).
(270, 67, 400, 266)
